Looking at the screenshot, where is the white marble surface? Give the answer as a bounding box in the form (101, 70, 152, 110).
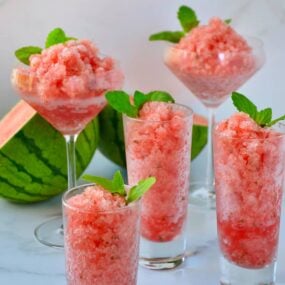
(1, 151, 285, 285)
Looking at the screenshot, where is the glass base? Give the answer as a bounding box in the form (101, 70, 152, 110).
(189, 181, 216, 210)
(140, 255, 184, 270)
(139, 235, 186, 270)
(220, 256, 276, 285)
(34, 216, 64, 248)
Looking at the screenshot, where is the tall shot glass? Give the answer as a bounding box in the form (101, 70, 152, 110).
(63, 184, 141, 285)
(123, 102, 193, 270)
(214, 129, 285, 285)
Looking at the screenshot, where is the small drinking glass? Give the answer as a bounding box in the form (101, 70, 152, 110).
(63, 183, 141, 285)
(123, 102, 193, 269)
(214, 128, 285, 284)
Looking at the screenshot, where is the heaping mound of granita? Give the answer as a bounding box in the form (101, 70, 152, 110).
(64, 171, 155, 285)
(125, 101, 192, 242)
(64, 186, 138, 285)
(12, 36, 124, 135)
(214, 112, 285, 269)
(165, 18, 262, 106)
(13, 39, 124, 101)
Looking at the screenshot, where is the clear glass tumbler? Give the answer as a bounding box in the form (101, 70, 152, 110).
(214, 129, 285, 285)
(123, 103, 193, 269)
(63, 184, 141, 285)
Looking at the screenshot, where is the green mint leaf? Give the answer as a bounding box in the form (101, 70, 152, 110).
(134, 90, 175, 110)
(65, 37, 77, 41)
(231, 92, 257, 121)
(267, 115, 285, 127)
(255, 108, 272, 127)
(134, 90, 148, 110)
(127, 177, 156, 204)
(224, 18, 232, 24)
(105, 91, 138, 118)
(15, 46, 42, 65)
(82, 172, 127, 197)
(178, 5, 199, 32)
(232, 92, 285, 128)
(45, 28, 74, 48)
(149, 31, 185, 43)
(82, 174, 115, 192)
(112, 170, 126, 196)
(146, 91, 175, 104)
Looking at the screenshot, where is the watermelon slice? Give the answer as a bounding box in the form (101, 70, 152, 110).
(98, 104, 207, 167)
(0, 100, 99, 203)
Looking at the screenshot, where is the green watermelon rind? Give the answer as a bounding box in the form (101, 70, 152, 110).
(0, 115, 99, 203)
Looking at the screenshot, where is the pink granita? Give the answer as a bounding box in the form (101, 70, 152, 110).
(12, 39, 123, 134)
(165, 18, 259, 106)
(214, 113, 285, 269)
(124, 102, 192, 242)
(63, 185, 140, 285)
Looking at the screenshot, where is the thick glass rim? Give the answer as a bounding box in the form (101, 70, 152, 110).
(62, 183, 140, 215)
(122, 102, 193, 124)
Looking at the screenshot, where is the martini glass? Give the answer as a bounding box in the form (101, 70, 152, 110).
(164, 37, 265, 209)
(12, 63, 123, 248)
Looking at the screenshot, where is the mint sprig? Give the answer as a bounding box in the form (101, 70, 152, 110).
(149, 31, 185, 43)
(149, 6, 199, 43)
(105, 90, 175, 118)
(82, 171, 156, 204)
(149, 5, 231, 43)
(45, 28, 76, 48)
(82, 170, 126, 196)
(14, 46, 43, 65)
(15, 28, 76, 65)
(232, 92, 285, 127)
(127, 177, 156, 204)
(178, 5, 200, 33)
(224, 19, 232, 24)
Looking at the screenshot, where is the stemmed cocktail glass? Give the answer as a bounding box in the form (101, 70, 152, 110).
(164, 37, 265, 209)
(12, 56, 123, 247)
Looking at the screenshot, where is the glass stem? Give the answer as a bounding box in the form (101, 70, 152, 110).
(64, 134, 78, 189)
(206, 107, 216, 193)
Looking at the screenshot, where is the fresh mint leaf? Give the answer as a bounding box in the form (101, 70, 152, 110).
(231, 92, 285, 128)
(45, 28, 75, 48)
(112, 170, 126, 196)
(127, 177, 156, 204)
(178, 5, 199, 32)
(82, 171, 127, 196)
(146, 91, 175, 104)
(255, 108, 272, 126)
(267, 115, 285, 127)
(224, 19, 232, 24)
(15, 46, 42, 65)
(82, 174, 114, 191)
(105, 91, 138, 118)
(149, 31, 185, 43)
(232, 92, 257, 120)
(134, 90, 147, 110)
(134, 90, 175, 110)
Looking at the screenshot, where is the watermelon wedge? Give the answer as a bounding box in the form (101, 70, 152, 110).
(0, 100, 99, 203)
(98, 104, 207, 167)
